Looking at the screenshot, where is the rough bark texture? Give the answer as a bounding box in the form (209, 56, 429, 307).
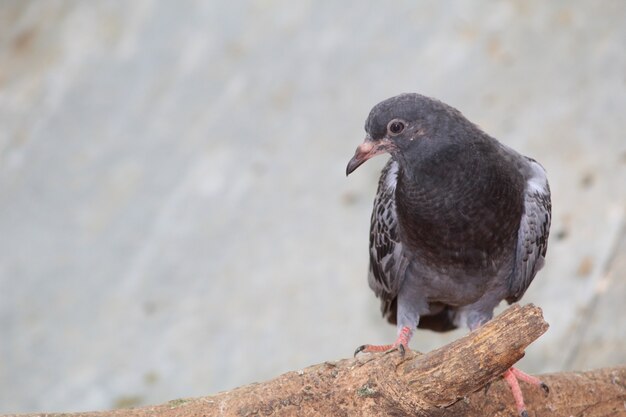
(12, 304, 626, 417)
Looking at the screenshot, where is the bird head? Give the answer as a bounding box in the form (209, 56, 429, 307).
(346, 93, 461, 176)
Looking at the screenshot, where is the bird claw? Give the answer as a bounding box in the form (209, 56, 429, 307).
(397, 343, 406, 357)
(353, 345, 367, 357)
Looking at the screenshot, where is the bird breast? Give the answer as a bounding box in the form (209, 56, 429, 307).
(394, 147, 525, 272)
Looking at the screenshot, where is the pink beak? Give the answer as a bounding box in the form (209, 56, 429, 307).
(346, 138, 389, 176)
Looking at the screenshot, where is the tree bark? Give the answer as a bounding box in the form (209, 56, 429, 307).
(14, 304, 626, 417)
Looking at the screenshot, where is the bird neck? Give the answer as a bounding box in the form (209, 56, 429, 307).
(395, 141, 482, 198)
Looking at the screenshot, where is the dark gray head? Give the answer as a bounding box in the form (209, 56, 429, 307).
(346, 93, 477, 175)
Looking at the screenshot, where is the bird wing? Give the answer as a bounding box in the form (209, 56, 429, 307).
(508, 157, 552, 302)
(368, 159, 412, 323)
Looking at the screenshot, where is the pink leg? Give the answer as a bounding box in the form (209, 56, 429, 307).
(504, 368, 528, 416)
(354, 326, 412, 357)
(503, 367, 550, 417)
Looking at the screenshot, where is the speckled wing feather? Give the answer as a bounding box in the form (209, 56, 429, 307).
(508, 158, 552, 302)
(368, 159, 411, 323)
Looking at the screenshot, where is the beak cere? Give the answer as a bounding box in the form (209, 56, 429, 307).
(346, 139, 388, 176)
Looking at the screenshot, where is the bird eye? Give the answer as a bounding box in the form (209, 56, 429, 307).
(388, 120, 405, 135)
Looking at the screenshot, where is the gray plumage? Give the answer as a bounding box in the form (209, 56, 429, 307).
(347, 93, 551, 334)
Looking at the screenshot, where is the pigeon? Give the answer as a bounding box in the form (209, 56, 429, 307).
(346, 93, 551, 417)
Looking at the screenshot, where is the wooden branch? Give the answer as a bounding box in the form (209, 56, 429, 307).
(14, 304, 626, 417)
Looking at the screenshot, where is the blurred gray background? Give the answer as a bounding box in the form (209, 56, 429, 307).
(1, 0, 625, 414)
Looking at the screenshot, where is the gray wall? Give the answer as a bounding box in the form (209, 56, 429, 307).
(1, 1, 625, 413)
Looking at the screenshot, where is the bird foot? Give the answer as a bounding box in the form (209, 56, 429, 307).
(503, 367, 550, 417)
(510, 367, 550, 394)
(354, 326, 412, 357)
